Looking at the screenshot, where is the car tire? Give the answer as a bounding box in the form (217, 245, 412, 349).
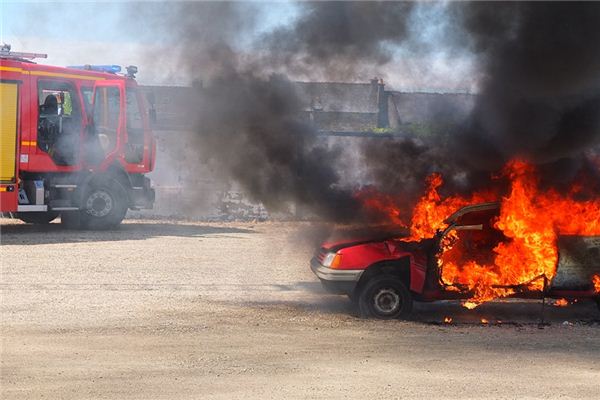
(17, 211, 59, 224)
(347, 293, 359, 306)
(79, 180, 128, 230)
(358, 275, 413, 320)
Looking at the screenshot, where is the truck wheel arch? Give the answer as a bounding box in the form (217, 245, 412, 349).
(77, 164, 133, 207)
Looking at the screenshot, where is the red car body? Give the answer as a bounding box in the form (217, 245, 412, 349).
(311, 203, 600, 318)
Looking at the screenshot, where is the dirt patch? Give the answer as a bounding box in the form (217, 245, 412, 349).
(1, 218, 599, 399)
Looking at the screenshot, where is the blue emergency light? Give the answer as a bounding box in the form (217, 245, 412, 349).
(67, 65, 122, 74)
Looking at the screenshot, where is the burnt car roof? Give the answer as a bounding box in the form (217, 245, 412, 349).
(444, 202, 500, 225)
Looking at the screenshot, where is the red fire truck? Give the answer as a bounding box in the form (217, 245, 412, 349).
(0, 45, 155, 229)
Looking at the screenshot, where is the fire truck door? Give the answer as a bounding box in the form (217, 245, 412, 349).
(87, 81, 124, 165)
(0, 81, 19, 211)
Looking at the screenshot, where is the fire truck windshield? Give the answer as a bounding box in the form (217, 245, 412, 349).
(92, 87, 120, 154)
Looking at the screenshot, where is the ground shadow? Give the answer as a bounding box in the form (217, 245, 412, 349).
(411, 299, 600, 326)
(0, 220, 255, 245)
(244, 284, 600, 326)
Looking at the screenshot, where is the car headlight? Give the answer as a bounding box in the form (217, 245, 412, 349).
(322, 252, 342, 268)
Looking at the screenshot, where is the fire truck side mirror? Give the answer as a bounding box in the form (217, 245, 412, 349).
(145, 91, 157, 127)
(148, 107, 157, 126)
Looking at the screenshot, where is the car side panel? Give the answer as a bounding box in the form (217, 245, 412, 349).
(335, 242, 394, 270)
(335, 241, 428, 294)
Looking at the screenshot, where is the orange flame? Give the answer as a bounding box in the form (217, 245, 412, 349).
(406, 174, 496, 241)
(593, 275, 600, 294)
(355, 187, 408, 227)
(359, 159, 600, 308)
(480, 318, 489, 324)
(443, 316, 453, 324)
(437, 161, 600, 307)
(554, 298, 569, 307)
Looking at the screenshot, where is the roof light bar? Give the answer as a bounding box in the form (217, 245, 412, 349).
(67, 65, 122, 74)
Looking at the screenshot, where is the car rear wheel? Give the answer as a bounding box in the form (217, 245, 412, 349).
(358, 275, 413, 319)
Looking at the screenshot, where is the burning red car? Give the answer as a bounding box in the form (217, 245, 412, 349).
(311, 202, 600, 319)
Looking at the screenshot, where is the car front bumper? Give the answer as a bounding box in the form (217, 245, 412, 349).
(310, 257, 363, 295)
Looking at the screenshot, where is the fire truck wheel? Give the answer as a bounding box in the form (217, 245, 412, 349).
(17, 211, 60, 224)
(358, 275, 413, 320)
(60, 211, 81, 229)
(80, 180, 128, 230)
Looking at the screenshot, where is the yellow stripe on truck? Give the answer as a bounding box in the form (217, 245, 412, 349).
(30, 70, 105, 81)
(0, 66, 24, 73)
(21, 140, 37, 147)
(0, 66, 106, 81)
(0, 82, 18, 182)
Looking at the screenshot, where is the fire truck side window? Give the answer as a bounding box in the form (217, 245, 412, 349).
(125, 88, 144, 163)
(93, 87, 120, 154)
(37, 80, 82, 166)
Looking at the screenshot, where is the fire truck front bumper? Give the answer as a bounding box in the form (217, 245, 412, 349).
(310, 257, 363, 295)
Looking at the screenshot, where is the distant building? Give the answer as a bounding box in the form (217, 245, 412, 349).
(141, 79, 475, 136)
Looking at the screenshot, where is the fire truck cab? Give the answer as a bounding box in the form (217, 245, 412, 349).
(0, 45, 155, 229)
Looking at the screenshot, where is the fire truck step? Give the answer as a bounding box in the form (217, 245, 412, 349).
(17, 205, 47, 212)
(51, 184, 78, 188)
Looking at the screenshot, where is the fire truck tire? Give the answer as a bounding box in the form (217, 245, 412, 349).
(79, 180, 128, 230)
(358, 275, 413, 320)
(17, 211, 60, 224)
(60, 211, 81, 229)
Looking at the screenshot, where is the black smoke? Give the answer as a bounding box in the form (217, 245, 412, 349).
(192, 72, 361, 220)
(130, 1, 419, 221)
(263, 2, 414, 79)
(131, 1, 600, 221)
(453, 2, 600, 182)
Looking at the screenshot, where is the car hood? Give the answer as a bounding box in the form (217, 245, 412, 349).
(321, 231, 407, 253)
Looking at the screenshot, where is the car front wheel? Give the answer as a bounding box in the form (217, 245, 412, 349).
(358, 275, 413, 320)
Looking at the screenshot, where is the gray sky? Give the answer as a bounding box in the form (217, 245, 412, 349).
(1, 1, 477, 91)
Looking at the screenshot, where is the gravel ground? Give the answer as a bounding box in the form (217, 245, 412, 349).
(1, 218, 599, 399)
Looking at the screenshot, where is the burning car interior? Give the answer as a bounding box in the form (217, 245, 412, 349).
(313, 161, 600, 319)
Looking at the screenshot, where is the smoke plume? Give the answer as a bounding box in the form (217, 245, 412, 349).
(133, 1, 600, 221)
(262, 2, 414, 80)
(453, 2, 600, 180)
(193, 72, 361, 220)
